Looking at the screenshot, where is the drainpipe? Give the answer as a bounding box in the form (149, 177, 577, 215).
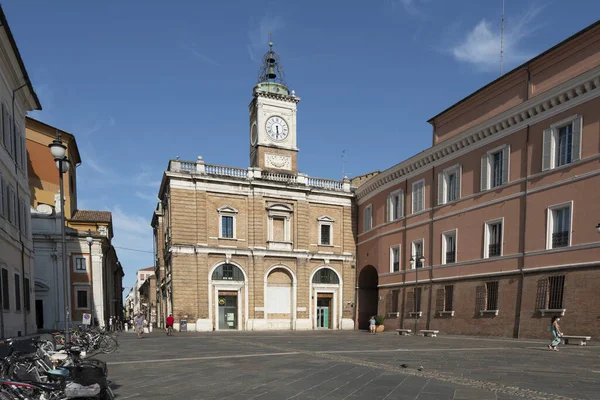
(514, 65, 531, 338)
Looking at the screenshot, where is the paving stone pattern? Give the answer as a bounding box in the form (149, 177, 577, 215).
(99, 331, 600, 399)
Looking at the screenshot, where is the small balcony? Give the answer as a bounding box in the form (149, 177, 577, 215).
(552, 231, 569, 248)
(445, 251, 455, 264)
(488, 243, 501, 257)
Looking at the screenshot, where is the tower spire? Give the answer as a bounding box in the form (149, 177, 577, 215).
(257, 37, 287, 87)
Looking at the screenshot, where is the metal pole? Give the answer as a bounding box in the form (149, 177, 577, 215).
(88, 236, 95, 328)
(59, 158, 69, 343)
(414, 259, 418, 335)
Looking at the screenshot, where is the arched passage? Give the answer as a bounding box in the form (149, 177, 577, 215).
(265, 266, 295, 329)
(357, 265, 378, 330)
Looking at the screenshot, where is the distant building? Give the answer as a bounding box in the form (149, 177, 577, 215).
(153, 43, 356, 331)
(0, 5, 42, 338)
(26, 117, 124, 329)
(356, 20, 600, 339)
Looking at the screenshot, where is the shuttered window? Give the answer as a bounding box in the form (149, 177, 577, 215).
(542, 116, 582, 171)
(481, 145, 510, 191)
(412, 180, 425, 214)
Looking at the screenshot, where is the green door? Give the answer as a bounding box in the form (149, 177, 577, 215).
(316, 298, 331, 329)
(218, 295, 237, 330)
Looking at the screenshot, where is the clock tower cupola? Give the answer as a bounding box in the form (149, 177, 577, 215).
(249, 41, 300, 174)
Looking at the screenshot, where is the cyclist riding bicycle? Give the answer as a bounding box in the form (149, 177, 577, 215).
(166, 314, 174, 335)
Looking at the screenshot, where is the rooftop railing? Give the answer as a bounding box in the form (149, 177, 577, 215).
(168, 157, 351, 192)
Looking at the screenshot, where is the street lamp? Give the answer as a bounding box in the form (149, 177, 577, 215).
(48, 131, 70, 342)
(86, 230, 95, 328)
(596, 223, 600, 234)
(410, 254, 426, 335)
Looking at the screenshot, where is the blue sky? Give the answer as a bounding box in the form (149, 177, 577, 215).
(4, 0, 600, 295)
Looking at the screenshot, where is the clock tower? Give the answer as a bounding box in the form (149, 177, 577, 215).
(249, 42, 300, 174)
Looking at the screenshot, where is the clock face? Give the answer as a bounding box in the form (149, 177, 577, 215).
(250, 124, 258, 146)
(265, 116, 289, 141)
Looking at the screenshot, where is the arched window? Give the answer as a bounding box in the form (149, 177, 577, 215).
(212, 264, 244, 281)
(312, 268, 340, 284)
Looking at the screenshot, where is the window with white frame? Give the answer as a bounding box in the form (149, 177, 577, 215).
(411, 239, 424, 268)
(74, 256, 87, 273)
(412, 180, 425, 214)
(317, 215, 334, 245)
(438, 165, 461, 205)
(76, 288, 89, 310)
(484, 219, 503, 258)
(547, 202, 572, 249)
(217, 206, 238, 239)
(390, 245, 400, 272)
(387, 189, 404, 221)
(481, 145, 509, 191)
(542, 115, 582, 171)
(363, 204, 372, 232)
(442, 230, 457, 264)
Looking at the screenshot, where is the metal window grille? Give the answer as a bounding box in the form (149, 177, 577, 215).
(312, 268, 339, 284)
(391, 290, 399, 313)
(552, 231, 569, 248)
(446, 251, 456, 263)
(212, 264, 244, 281)
(557, 125, 573, 166)
(320, 224, 331, 245)
(485, 281, 499, 310)
(222, 216, 234, 238)
(445, 234, 456, 263)
(392, 246, 400, 272)
(414, 287, 422, 312)
(552, 207, 570, 248)
(491, 151, 503, 188)
(444, 285, 454, 311)
(414, 242, 424, 268)
(548, 275, 565, 309)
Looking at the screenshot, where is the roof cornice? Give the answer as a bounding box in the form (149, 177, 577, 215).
(356, 66, 600, 204)
(254, 91, 300, 103)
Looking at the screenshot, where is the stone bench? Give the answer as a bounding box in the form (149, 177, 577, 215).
(396, 329, 412, 336)
(419, 329, 439, 338)
(561, 335, 592, 346)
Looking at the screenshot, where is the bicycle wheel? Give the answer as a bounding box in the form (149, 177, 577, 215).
(98, 336, 118, 354)
(0, 388, 19, 400)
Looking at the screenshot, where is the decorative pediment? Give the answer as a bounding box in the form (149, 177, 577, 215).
(266, 203, 293, 213)
(317, 215, 335, 223)
(35, 281, 50, 292)
(217, 205, 238, 214)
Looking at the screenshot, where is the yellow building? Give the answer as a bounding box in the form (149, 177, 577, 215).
(26, 117, 124, 329)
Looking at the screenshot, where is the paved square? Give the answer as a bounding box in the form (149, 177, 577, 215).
(99, 331, 600, 399)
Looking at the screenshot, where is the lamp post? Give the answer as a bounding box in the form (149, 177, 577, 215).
(596, 223, 600, 234)
(410, 254, 426, 335)
(86, 230, 95, 328)
(48, 132, 70, 342)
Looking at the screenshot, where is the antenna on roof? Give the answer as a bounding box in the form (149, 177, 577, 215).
(341, 149, 347, 179)
(500, 0, 505, 75)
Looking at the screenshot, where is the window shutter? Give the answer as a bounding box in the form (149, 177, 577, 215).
(542, 128, 553, 171)
(15, 129, 21, 167)
(436, 288, 445, 313)
(399, 190, 404, 218)
(386, 196, 390, 223)
(412, 186, 418, 213)
(571, 116, 582, 162)
(480, 154, 489, 191)
(501, 146, 510, 185)
(456, 165, 462, 200)
(406, 290, 415, 316)
(437, 172, 444, 205)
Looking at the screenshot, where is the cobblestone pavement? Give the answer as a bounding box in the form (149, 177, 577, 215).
(99, 331, 600, 399)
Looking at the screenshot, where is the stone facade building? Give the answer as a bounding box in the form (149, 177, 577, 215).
(0, 6, 41, 338)
(153, 44, 356, 331)
(26, 118, 124, 330)
(356, 21, 600, 339)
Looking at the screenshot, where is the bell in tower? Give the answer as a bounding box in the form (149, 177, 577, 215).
(254, 41, 289, 96)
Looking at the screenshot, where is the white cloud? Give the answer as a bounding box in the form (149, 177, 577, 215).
(246, 15, 284, 62)
(179, 42, 220, 66)
(135, 191, 157, 202)
(387, 0, 429, 17)
(451, 6, 543, 71)
(84, 156, 107, 174)
(112, 206, 150, 236)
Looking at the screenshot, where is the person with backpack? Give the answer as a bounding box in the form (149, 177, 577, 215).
(548, 316, 563, 351)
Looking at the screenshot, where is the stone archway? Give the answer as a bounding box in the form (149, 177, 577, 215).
(265, 267, 295, 329)
(357, 265, 379, 330)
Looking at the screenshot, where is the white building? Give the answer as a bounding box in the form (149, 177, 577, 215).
(0, 6, 42, 338)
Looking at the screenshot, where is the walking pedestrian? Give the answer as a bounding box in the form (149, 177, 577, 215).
(369, 316, 376, 335)
(547, 316, 563, 351)
(134, 313, 145, 339)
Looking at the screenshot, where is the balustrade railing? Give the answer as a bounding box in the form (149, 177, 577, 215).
(204, 164, 248, 178)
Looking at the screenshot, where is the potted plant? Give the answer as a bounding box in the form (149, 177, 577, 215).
(374, 315, 385, 333)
